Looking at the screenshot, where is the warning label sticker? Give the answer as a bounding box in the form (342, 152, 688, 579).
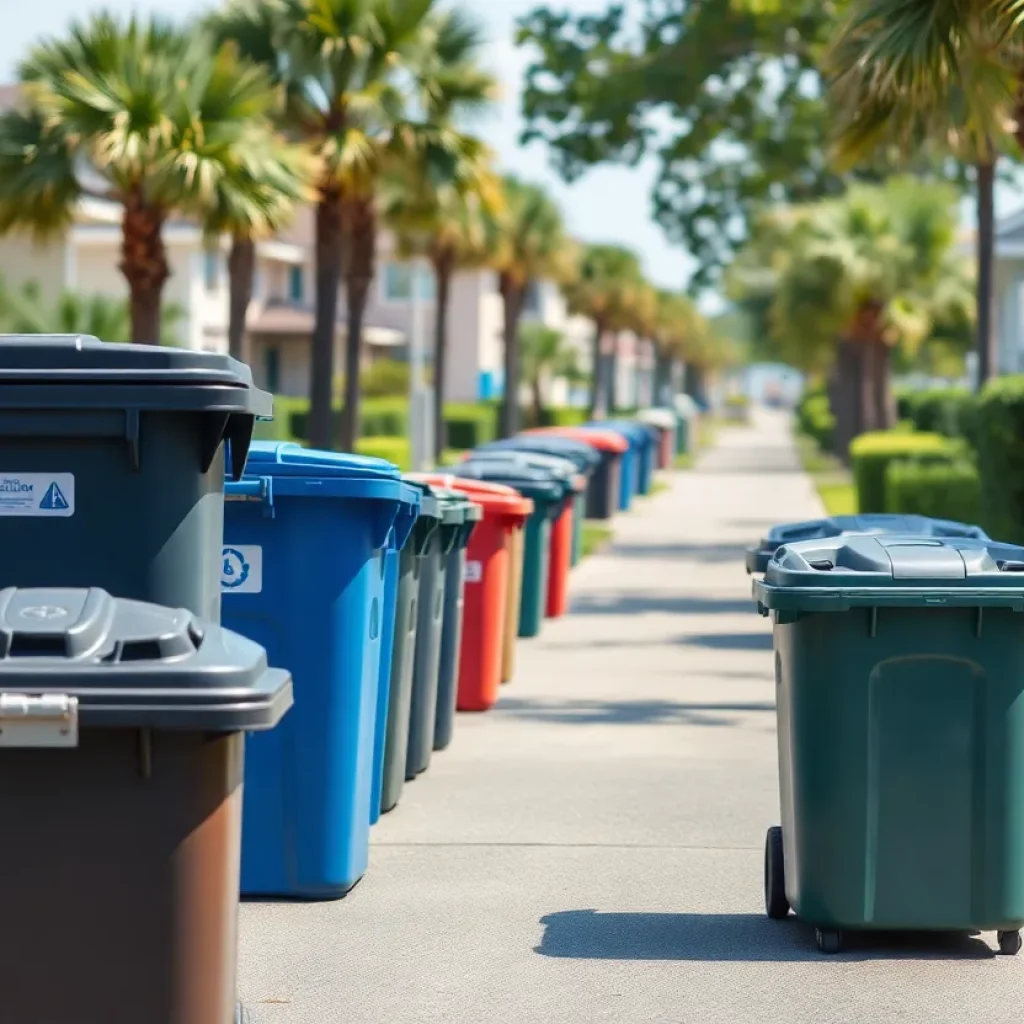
(0, 474, 74, 517)
(464, 560, 483, 583)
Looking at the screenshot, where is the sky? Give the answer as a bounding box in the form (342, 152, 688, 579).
(0, 0, 695, 294)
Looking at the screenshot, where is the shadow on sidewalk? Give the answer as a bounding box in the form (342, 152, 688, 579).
(682, 631, 773, 652)
(534, 910, 996, 962)
(609, 542, 750, 563)
(498, 697, 775, 727)
(571, 594, 756, 616)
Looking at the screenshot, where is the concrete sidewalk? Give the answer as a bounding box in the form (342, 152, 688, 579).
(239, 410, 1019, 1023)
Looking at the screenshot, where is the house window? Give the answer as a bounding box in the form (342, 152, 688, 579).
(381, 261, 435, 302)
(264, 346, 281, 393)
(522, 280, 542, 315)
(204, 250, 220, 292)
(288, 265, 304, 302)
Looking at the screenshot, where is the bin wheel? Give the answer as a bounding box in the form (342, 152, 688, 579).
(764, 826, 789, 920)
(998, 930, 1022, 956)
(815, 928, 843, 954)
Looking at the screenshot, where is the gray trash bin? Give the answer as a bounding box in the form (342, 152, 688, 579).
(0, 335, 271, 619)
(0, 586, 292, 1024)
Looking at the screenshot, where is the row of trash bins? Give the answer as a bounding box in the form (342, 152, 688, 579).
(746, 511, 1024, 957)
(0, 335, 698, 1024)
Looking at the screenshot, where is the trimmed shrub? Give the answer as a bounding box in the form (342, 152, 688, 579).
(361, 359, 410, 398)
(850, 430, 961, 513)
(885, 459, 982, 524)
(444, 402, 498, 449)
(902, 388, 978, 445)
(797, 394, 835, 452)
(287, 397, 408, 443)
(976, 375, 1024, 544)
(545, 405, 588, 427)
(354, 436, 410, 469)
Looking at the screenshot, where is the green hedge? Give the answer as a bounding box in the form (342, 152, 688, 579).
(797, 393, 835, 452)
(885, 458, 982, 525)
(976, 375, 1024, 544)
(354, 436, 410, 469)
(900, 388, 978, 446)
(444, 402, 499, 449)
(849, 430, 961, 513)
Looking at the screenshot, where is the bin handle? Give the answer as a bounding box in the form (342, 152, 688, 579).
(225, 477, 275, 518)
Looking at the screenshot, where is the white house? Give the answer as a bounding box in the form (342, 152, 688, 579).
(0, 196, 644, 406)
(991, 208, 1024, 375)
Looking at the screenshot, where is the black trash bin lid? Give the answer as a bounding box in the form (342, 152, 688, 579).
(0, 334, 272, 414)
(754, 535, 1024, 613)
(0, 587, 292, 736)
(746, 513, 991, 575)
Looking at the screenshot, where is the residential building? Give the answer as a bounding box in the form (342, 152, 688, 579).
(0, 197, 306, 355)
(991, 209, 1024, 375)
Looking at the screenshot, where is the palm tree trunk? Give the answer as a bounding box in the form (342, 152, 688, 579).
(120, 188, 169, 344)
(976, 157, 997, 388)
(227, 236, 255, 364)
(606, 334, 620, 413)
(500, 274, 524, 438)
(588, 317, 607, 417)
(310, 186, 343, 450)
(431, 251, 454, 460)
(872, 340, 894, 430)
(341, 201, 377, 453)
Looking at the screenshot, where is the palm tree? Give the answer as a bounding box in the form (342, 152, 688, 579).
(735, 177, 972, 454)
(212, 0, 496, 451)
(0, 13, 288, 343)
(519, 323, 582, 426)
(484, 176, 575, 437)
(652, 290, 704, 405)
(205, 139, 313, 363)
(561, 244, 644, 418)
(828, 1, 1023, 386)
(384, 162, 503, 458)
(0, 276, 185, 343)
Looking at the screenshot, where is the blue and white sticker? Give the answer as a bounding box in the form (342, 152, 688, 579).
(221, 545, 263, 594)
(0, 474, 74, 517)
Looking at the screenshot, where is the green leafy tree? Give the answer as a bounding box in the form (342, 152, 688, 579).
(0, 13, 288, 343)
(483, 176, 576, 437)
(515, 0, 960, 291)
(828, 0, 1024, 385)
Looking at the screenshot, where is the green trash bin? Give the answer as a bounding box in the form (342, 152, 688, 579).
(433, 497, 481, 752)
(455, 461, 567, 638)
(0, 334, 270, 620)
(673, 394, 698, 455)
(754, 533, 1024, 957)
(380, 482, 440, 814)
(405, 486, 471, 780)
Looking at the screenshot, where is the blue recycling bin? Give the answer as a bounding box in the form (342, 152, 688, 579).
(370, 488, 422, 826)
(584, 421, 653, 508)
(221, 441, 416, 899)
(602, 420, 657, 497)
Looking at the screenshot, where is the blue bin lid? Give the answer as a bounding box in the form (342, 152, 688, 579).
(226, 442, 413, 547)
(387, 481, 423, 551)
(583, 421, 653, 448)
(746, 513, 990, 575)
(755, 534, 1024, 613)
(473, 437, 600, 473)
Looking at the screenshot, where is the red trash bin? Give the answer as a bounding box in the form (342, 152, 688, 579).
(547, 472, 587, 619)
(413, 474, 533, 713)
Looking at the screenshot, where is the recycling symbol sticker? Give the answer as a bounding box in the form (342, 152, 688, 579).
(221, 545, 262, 594)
